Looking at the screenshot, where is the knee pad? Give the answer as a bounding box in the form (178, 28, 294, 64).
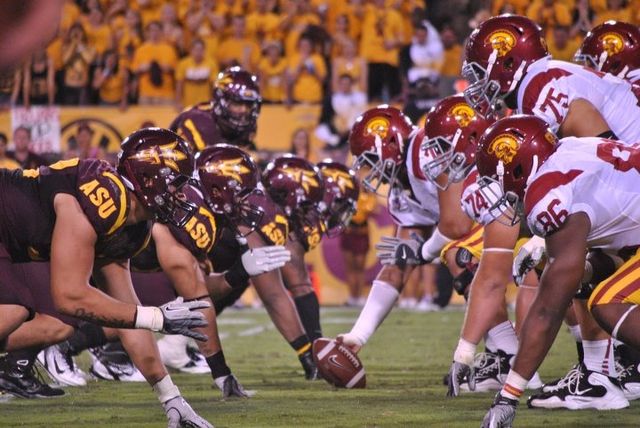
(452, 268, 474, 296)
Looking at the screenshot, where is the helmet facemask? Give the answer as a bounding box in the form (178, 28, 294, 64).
(352, 150, 400, 195)
(421, 129, 472, 190)
(462, 60, 503, 118)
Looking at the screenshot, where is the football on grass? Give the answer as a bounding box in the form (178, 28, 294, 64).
(312, 338, 366, 388)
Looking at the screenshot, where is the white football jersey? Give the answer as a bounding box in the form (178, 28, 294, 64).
(517, 58, 640, 143)
(387, 133, 440, 227)
(460, 168, 496, 226)
(525, 136, 640, 250)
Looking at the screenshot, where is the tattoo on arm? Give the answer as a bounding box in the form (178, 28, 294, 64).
(73, 308, 133, 328)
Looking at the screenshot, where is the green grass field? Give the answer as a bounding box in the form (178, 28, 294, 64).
(3, 307, 640, 427)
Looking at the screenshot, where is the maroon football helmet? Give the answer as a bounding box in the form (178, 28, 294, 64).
(262, 155, 324, 219)
(575, 20, 640, 79)
(196, 144, 263, 232)
(317, 160, 360, 237)
(213, 66, 262, 135)
(117, 127, 196, 227)
(419, 94, 496, 189)
(463, 14, 548, 117)
(475, 115, 558, 224)
(348, 105, 415, 194)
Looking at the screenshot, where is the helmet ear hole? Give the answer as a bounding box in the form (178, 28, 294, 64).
(503, 57, 514, 70)
(513, 164, 523, 179)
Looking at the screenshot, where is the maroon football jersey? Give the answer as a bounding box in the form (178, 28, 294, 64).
(249, 191, 290, 247)
(130, 184, 220, 272)
(169, 102, 256, 151)
(291, 210, 325, 252)
(0, 158, 130, 262)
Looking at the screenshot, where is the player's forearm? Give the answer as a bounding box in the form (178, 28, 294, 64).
(254, 270, 305, 342)
(192, 300, 222, 356)
(52, 283, 138, 328)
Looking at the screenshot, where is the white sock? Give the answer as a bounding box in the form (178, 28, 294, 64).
(349, 280, 400, 346)
(568, 324, 582, 343)
(485, 321, 518, 355)
(583, 339, 616, 377)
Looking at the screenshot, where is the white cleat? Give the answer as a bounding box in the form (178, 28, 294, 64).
(157, 335, 210, 374)
(89, 347, 146, 382)
(527, 362, 629, 410)
(37, 345, 87, 387)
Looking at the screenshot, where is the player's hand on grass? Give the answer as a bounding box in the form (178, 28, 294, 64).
(163, 396, 213, 428)
(159, 297, 210, 342)
(481, 392, 518, 428)
(336, 333, 363, 354)
(446, 361, 474, 397)
(215, 374, 256, 398)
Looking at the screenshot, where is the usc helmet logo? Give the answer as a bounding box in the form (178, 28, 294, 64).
(599, 32, 625, 56)
(488, 133, 519, 164)
(486, 30, 517, 57)
(364, 117, 390, 139)
(448, 103, 476, 128)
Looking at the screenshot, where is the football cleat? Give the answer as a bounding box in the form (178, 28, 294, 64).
(37, 344, 87, 387)
(0, 356, 65, 398)
(461, 349, 511, 392)
(527, 362, 629, 410)
(216, 374, 255, 398)
(89, 346, 145, 382)
(616, 359, 640, 401)
(541, 363, 579, 393)
(299, 350, 320, 380)
(157, 335, 210, 374)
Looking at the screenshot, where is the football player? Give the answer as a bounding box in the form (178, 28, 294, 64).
(170, 66, 261, 151)
(475, 115, 639, 427)
(0, 127, 212, 426)
(337, 104, 475, 354)
(574, 20, 640, 83)
(464, 13, 640, 407)
(463, 14, 640, 142)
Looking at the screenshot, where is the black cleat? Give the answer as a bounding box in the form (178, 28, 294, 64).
(0, 357, 65, 399)
(299, 350, 320, 380)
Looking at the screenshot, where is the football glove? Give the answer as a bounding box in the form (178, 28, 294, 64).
(240, 245, 291, 276)
(375, 234, 426, 266)
(336, 333, 363, 354)
(446, 361, 475, 397)
(512, 236, 545, 285)
(214, 374, 255, 398)
(481, 392, 518, 428)
(163, 396, 213, 428)
(159, 297, 209, 342)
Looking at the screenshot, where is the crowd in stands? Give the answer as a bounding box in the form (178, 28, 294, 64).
(0, 0, 635, 144)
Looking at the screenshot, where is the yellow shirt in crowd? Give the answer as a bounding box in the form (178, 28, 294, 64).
(526, 0, 572, 27)
(258, 57, 288, 102)
(547, 36, 583, 63)
(98, 60, 128, 104)
(131, 42, 178, 99)
(0, 158, 21, 170)
(288, 53, 326, 103)
(441, 45, 463, 78)
(83, 22, 113, 55)
(217, 37, 261, 71)
(360, 6, 404, 66)
(175, 56, 219, 106)
(246, 11, 282, 42)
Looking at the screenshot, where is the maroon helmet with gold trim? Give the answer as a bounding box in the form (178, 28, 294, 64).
(213, 66, 262, 135)
(117, 127, 196, 227)
(317, 160, 359, 237)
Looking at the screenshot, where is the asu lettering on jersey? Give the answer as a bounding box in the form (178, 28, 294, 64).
(249, 191, 289, 247)
(516, 58, 640, 142)
(169, 102, 256, 151)
(0, 159, 130, 262)
(388, 131, 440, 227)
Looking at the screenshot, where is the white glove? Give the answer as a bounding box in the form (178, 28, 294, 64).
(163, 396, 213, 428)
(336, 332, 364, 354)
(481, 393, 518, 428)
(240, 246, 291, 276)
(512, 236, 546, 285)
(159, 297, 210, 342)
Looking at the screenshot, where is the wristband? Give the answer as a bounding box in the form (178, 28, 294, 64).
(420, 228, 453, 262)
(224, 260, 251, 288)
(134, 306, 164, 331)
(153, 375, 181, 403)
(453, 338, 476, 366)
